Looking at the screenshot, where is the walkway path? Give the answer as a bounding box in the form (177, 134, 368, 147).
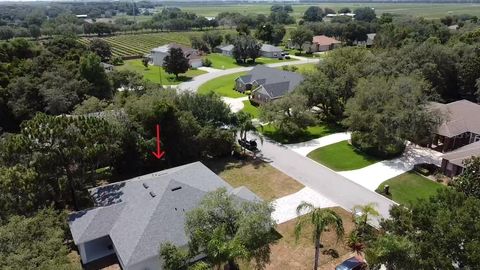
(177, 56, 319, 92)
(222, 96, 249, 113)
(339, 143, 443, 191)
(272, 187, 338, 224)
(250, 132, 397, 227)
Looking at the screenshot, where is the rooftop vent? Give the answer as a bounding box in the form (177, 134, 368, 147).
(143, 183, 149, 189)
(149, 191, 156, 198)
(171, 186, 182, 192)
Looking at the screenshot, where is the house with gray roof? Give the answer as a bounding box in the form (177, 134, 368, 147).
(217, 44, 234, 56)
(441, 141, 480, 176)
(429, 100, 480, 152)
(68, 162, 259, 270)
(260, 44, 283, 58)
(235, 66, 304, 104)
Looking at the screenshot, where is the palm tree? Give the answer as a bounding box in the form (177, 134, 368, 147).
(235, 111, 262, 155)
(295, 202, 345, 270)
(352, 203, 380, 237)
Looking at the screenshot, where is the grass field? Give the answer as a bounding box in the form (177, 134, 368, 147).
(198, 72, 246, 97)
(204, 157, 304, 201)
(376, 171, 447, 205)
(177, 3, 480, 19)
(260, 123, 344, 144)
(206, 53, 241, 69)
(242, 100, 260, 118)
(116, 59, 206, 85)
(307, 140, 382, 171)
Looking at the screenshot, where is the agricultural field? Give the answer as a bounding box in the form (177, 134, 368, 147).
(79, 30, 234, 58)
(176, 3, 480, 19)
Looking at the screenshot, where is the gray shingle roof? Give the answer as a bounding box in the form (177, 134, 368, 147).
(442, 141, 480, 167)
(219, 44, 234, 52)
(260, 44, 282, 53)
(429, 100, 480, 137)
(239, 66, 304, 99)
(68, 162, 260, 268)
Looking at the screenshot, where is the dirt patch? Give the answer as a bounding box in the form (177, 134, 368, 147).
(203, 156, 304, 201)
(266, 207, 356, 270)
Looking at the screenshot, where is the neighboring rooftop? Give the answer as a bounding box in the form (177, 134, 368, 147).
(238, 66, 304, 99)
(312, 35, 342, 46)
(219, 44, 234, 51)
(429, 100, 480, 137)
(442, 141, 480, 167)
(260, 44, 282, 52)
(68, 162, 259, 268)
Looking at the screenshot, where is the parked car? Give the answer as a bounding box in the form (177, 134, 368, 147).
(335, 256, 367, 270)
(238, 138, 258, 152)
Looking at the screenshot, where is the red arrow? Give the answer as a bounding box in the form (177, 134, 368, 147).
(152, 124, 166, 159)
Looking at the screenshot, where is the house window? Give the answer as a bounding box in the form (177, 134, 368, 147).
(475, 134, 480, 142)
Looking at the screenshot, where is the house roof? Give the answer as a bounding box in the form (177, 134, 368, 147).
(237, 66, 304, 99)
(442, 141, 480, 167)
(151, 43, 201, 61)
(68, 162, 259, 268)
(312, 35, 341, 46)
(219, 44, 234, 52)
(429, 100, 480, 137)
(260, 44, 282, 53)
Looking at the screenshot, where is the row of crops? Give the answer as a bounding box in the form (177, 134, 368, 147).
(80, 31, 208, 58)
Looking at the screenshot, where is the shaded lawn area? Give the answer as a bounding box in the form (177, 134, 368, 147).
(307, 140, 383, 171)
(206, 53, 294, 69)
(259, 123, 344, 144)
(262, 207, 356, 270)
(203, 156, 303, 201)
(376, 171, 447, 206)
(242, 100, 260, 118)
(197, 72, 246, 98)
(116, 59, 206, 85)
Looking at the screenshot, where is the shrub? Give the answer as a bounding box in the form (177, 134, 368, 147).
(202, 58, 212, 67)
(110, 56, 124, 65)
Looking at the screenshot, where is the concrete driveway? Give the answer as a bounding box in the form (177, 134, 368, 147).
(250, 133, 397, 227)
(177, 56, 320, 92)
(286, 132, 351, 157)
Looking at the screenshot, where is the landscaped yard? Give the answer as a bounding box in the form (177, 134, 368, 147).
(205, 53, 294, 69)
(116, 59, 206, 85)
(307, 140, 383, 171)
(260, 123, 344, 144)
(242, 100, 260, 118)
(376, 171, 447, 205)
(197, 72, 246, 98)
(263, 207, 355, 270)
(203, 157, 304, 201)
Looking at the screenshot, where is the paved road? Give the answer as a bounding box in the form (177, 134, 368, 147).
(252, 134, 397, 227)
(177, 56, 320, 92)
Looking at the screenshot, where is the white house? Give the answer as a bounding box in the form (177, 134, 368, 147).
(150, 43, 203, 68)
(68, 162, 260, 270)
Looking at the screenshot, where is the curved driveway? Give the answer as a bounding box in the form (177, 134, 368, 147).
(177, 56, 320, 92)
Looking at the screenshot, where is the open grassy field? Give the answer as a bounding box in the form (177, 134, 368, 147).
(376, 171, 447, 205)
(307, 140, 383, 171)
(116, 59, 206, 85)
(198, 71, 246, 97)
(176, 3, 480, 19)
(242, 100, 260, 118)
(203, 157, 304, 201)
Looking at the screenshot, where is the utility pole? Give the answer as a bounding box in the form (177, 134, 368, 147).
(158, 65, 163, 86)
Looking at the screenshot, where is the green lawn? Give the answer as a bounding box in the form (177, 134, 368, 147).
(242, 100, 260, 118)
(205, 53, 294, 70)
(376, 171, 447, 205)
(116, 59, 206, 85)
(307, 140, 383, 171)
(260, 123, 343, 144)
(198, 72, 246, 98)
(295, 63, 317, 74)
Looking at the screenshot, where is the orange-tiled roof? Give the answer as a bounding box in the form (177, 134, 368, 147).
(312, 35, 341, 46)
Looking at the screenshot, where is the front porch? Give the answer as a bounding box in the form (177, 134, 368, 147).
(430, 132, 478, 152)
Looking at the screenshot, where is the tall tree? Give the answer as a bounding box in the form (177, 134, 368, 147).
(255, 23, 286, 45)
(79, 52, 112, 99)
(290, 26, 313, 53)
(453, 156, 480, 199)
(89, 38, 112, 61)
(303, 6, 324, 22)
(185, 188, 277, 270)
(202, 31, 223, 52)
(163, 47, 190, 79)
(354, 7, 376, 22)
(295, 202, 344, 270)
